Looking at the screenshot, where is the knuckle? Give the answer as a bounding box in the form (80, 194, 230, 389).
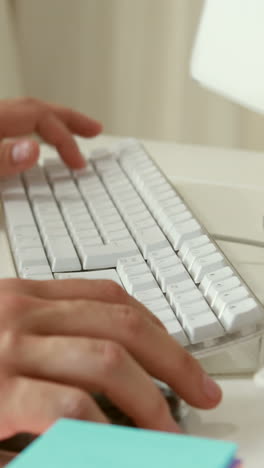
(104, 280, 127, 302)
(117, 305, 143, 338)
(0, 294, 31, 362)
(61, 390, 90, 420)
(100, 340, 126, 374)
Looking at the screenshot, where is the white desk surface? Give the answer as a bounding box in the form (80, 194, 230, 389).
(1, 135, 264, 467)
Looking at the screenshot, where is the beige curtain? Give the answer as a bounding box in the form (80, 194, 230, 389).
(2, 0, 264, 152)
(0, 0, 24, 99)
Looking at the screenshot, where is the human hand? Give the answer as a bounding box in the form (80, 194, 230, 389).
(0, 98, 102, 177)
(0, 278, 222, 439)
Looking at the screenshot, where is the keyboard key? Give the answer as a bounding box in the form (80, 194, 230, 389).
(189, 252, 226, 284)
(117, 255, 145, 276)
(15, 247, 50, 275)
(134, 226, 170, 258)
(170, 290, 204, 317)
(156, 264, 190, 292)
(149, 253, 180, 275)
(147, 246, 176, 268)
(213, 286, 249, 317)
(183, 243, 217, 270)
(166, 219, 203, 250)
(178, 234, 211, 260)
(83, 241, 138, 270)
(205, 276, 241, 306)
(199, 266, 234, 295)
(164, 319, 189, 346)
(120, 272, 157, 295)
(55, 269, 122, 286)
(21, 265, 52, 276)
(23, 273, 54, 280)
(134, 288, 164, 302)
(142, 298, 175, 319)
(180, 308, 224, 344)
(153, 307, 176, 322)
(45, 237, 81, 272)
(219, 298, 263, 332)
(166, 279, 196, 302)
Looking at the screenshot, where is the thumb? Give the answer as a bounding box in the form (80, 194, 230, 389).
(0, 139, 39, 178)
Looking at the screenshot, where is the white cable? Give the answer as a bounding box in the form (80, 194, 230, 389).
(172, 177, 264, 193)
(212, 234, 264, 248)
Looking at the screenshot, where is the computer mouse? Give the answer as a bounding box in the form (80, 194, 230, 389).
(93, 384, 182, 427)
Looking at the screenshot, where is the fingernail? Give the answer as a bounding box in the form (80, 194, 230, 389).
(203, 374, 222, 401)
(12, 141, 32, 163)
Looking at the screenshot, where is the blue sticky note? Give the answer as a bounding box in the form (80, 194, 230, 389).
(7, 419, 237, 468)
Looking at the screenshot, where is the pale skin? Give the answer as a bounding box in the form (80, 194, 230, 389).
(0, 98, 222, 439)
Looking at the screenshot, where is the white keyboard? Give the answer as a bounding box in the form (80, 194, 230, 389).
(1, 138, 264, 358)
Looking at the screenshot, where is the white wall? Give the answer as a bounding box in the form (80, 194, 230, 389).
(2, 0, 264, 152)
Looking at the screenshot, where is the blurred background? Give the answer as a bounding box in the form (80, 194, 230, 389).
(1, 0, 264, 151)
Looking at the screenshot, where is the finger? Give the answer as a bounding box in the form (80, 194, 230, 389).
(0, 98, 102, 168)
(0, 278, 164, 330)
(0, 376, 108, 438)
(0, 98, 102, 140)
(0, 139, 39, 177)
(53, 106, 102, 137)
(16, 336, 180, 433)
(37, 112, 86, 168)
(25, 297, 222, 410)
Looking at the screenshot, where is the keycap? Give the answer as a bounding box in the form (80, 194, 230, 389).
(189, 252, 226, 283)
(180, 307, 224, 344)
(183, 243, 217, 270)
(149, 253, 180, 275)
(156, 264, 190, 292)
(166, 279, 196, 302)
(55, 269, 122, 286)
(164, 320, 189, 346)
(16, 247, 50, 275)
(120, 271, 157, 295)
(134, 288, 164, 302)
(117, 255, 145, 277)
(21, 265, 52, 277)
(205, 276, 241, 305)
(166, 219, 203, 250)
(142, 298, 175, 320)
(219, 298, 263, 332)
(23, 273, 54, 280)
(45, 237, 81, 272)
(213, 286, 250, 317)
(170, 290, 204, 317)
(199, 266, 234, 295)
(82, 241, 138, 270)
(147, 246, 176, 268)
(178, 235, 211, 260)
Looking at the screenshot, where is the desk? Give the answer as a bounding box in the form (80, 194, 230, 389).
(1, 136, 264, 467)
